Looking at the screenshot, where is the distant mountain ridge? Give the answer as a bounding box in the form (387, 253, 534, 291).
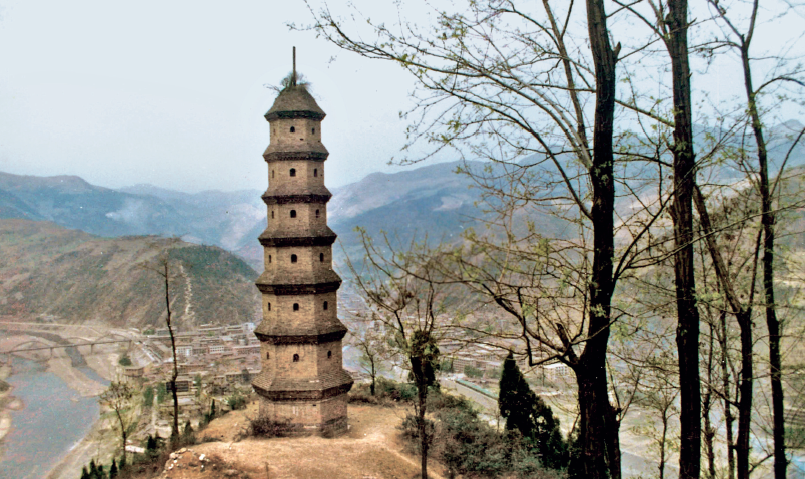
(2, 120, 803, 270)
(0, 162, 489, 270)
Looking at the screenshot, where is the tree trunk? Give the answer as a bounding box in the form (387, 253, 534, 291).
(721, 309, 736, 479)
(703, 322, 716, 479)
(735, 311, 753, 479)
(164, 261, 180, 439)
(413, 355, 430, 479)
(370, 358, 376, 396)
(572, 1, 619, 477)
(574, 365, 620, 479)
(740, 40, 787, 479)
(667, 1, 701, 477)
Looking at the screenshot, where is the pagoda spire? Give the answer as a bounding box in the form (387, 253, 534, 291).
(292, 46, 297, 87)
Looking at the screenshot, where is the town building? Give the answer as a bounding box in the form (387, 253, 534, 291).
(250, 54, 353, 436)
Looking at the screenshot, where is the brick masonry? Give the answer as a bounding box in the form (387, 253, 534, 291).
(252, 84, 353, 436)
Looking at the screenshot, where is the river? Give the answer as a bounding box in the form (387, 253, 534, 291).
(0, 358, 108, 479)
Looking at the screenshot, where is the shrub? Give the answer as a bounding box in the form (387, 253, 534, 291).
(226, 393, 247, 411)
(249, 416, 294, 438)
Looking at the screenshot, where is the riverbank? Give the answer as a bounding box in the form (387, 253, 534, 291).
(0, 328, 121, 479)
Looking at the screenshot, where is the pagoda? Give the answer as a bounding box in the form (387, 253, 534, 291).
(251, 52, 353, 436)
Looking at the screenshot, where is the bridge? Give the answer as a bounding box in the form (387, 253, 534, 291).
(0, 338, 133, 359)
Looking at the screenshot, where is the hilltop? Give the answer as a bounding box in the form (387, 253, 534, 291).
(0, 219, 260, 328)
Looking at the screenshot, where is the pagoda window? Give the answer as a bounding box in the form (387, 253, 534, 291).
(323, 301, 328, 310)
(267, 302, 271, 311)
(271, 211, 275, 219)
(293, 354, 299, 362)
(315, 209, 320, 218)
(290, 126, 295, 132)
(313, 168, 318, 177)
(290, 210, 296, 218)
(319, 253, 324, 262)
(327, 351, 332, 359)
(272, 170, 275, 178)
(266, 352, 270, 359)
(293, 303, 299, 311)
(290, 168, 296, 177)
(268, 255, 272, 263)
(291, 254, 298, 263)
(312, 127, 315, 134)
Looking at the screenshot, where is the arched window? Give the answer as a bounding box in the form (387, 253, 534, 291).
(293, 354, 299, 362)
(266, 352, 270, 359)
(267, 302, 271, 311)
(327, 351, 332, 359)
(272, 170, 275, 178)
(291, 254, 297, 263)
(313, 168, 318, 177)
(312, 128, 315, 134)
(319, 253, 324, 262)
(315, 209, 320, 219)
(268, 255, 272, 263)
(289, 168, 296, 177)
(290, 126, 295, 132)
(323, 301, 328, 310)
(293, 303, 299, 311)
(290, 210, 296, 218)
(271, 211, 274, 219)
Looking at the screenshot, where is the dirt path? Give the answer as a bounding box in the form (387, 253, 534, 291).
(170, 403, 446, 479)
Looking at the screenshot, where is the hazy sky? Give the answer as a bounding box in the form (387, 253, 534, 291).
(1, 1, 802, 193)
(0, 1, 422, 192)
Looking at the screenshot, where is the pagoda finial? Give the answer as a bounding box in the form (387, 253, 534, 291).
(292, 46, 297, 87)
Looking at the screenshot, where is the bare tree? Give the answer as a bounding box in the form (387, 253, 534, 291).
(702, 2, 805, 476)
(348, 319, 393, 396)
(99, 380, 135, 464)
(301, 2, 681, 476)
(142, 241, 181, 439)
(346, 230, 468, 479)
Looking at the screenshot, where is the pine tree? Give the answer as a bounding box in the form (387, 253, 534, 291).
(109, 458, 118, 478)
(89, 459, 97, 478)
(80, 466, 90, 479)
(498, 352, 568, 469)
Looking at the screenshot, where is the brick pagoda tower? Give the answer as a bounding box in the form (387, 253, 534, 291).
(251, 54, 353, 436)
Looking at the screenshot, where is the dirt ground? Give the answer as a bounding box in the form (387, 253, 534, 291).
(150, 402, 446, 479)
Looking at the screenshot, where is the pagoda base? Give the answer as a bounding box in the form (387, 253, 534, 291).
(255, 393, 349, 437)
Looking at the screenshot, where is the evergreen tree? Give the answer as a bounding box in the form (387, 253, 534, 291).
(109, 458, 118, 478)
(89, 459, 97, 478)
(80, 466, 89, 479)
(97, 464, 106, 479)
(498, 352, 568, 469)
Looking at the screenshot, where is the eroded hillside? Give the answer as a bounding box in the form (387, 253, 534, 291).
(0, 219, 260, 328)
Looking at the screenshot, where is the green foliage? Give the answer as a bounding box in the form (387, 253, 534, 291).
(400, 388, 566, 477)
(108, 459, 117, 478)
(117, 355, 132, 367)
(499, 352, 568, 469)
(156, 382, 167, 404)
(226, 393, 247, 411)
(142, 328, 155, 336)
(142, 386, 154, 407)
(349, 377, 420, 405)
(464, 365, 485, 378)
